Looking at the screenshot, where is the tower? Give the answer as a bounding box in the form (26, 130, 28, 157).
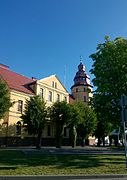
(71, 60, 93, 103)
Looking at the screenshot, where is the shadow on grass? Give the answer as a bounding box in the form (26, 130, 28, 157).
(0, 150, 125, 170)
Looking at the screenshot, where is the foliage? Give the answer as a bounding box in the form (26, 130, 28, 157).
(92, 93, 114, 146)
(90, 37, 127, 144)
(68, 103, 82, 147)
(21, 95, 47, 149)
(49, 101, 71, 148)
(75, 102, 97, 145)
(90, 37, 127, 124)
(0, 78, 11, 119)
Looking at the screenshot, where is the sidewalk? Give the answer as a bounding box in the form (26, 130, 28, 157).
(0, 145, 125, 155)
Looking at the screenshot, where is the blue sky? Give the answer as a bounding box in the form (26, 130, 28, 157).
(0, 0, 127, 92)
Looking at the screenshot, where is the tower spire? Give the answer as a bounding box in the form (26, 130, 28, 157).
(80, 56, 83, 63)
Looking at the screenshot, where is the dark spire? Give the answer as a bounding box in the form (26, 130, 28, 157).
(72, 57, 90, 87)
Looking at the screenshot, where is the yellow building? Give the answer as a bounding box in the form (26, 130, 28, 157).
(0, 63, 69, 146)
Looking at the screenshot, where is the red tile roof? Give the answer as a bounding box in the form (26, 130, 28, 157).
(0, 64, 36, 95)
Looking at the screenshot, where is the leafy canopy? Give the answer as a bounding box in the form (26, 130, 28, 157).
(0, 78, 11, 119)
(21, 95, 47, 135)
(90, 37, 127, 126)
(75, 102, 97, 138)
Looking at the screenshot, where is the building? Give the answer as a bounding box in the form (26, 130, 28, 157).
(0, 63, 69, 146)
(71, 61, 93, 103)
(71, 61, 95, 145)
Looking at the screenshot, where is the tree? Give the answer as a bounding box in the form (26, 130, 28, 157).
(75, 102, 97, 146)
(90, 37, 127, 132)
(0, 77, 11, 120)
(68, 103, 82, 148)
(92, 94, 113, 146)
(50, 101, 71, 148)
(21, 95, 47, 149)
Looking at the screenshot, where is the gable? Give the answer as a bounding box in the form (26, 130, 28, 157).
(38, 75, 68, 93)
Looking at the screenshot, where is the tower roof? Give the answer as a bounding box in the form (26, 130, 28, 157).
(71, 60, 92, 89)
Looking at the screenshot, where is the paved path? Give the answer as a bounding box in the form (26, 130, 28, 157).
(2, 146, 124, 155)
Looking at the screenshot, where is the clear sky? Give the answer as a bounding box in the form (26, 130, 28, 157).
(0, 0, 127, 93)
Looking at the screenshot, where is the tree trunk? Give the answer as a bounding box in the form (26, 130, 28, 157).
(102, 136, 105, 147)
(36, 129, 42, 149)
(70, 126, 77, 148)
(97, 137, 101, 146)
(55, 125, 64, 148)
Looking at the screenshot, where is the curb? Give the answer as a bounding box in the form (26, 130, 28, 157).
(0, 175, 127, 179)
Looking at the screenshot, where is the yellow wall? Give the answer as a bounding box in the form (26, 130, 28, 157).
(36, 75, 69, 106)
(8, 90, 33, 125)
(71, 85, 92, 103)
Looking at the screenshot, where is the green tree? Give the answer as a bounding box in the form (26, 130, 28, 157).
(90, 37, 127, 143)
(21, 95, 47, 149)
(68, 103, 82, 148)
(92, 94, 113, 146)
(76, 102, 97, 146)
(0, 78, 11, 119)
(50, 101, 71, 148)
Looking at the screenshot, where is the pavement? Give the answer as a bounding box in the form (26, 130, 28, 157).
(1, 145, 125, 155)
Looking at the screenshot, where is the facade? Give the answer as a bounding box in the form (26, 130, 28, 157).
(0, 63, 69, 146)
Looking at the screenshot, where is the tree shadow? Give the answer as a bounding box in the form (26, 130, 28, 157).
(0, 150, 125, 170)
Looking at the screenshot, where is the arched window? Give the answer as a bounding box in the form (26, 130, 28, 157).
(16, 121, 21, 135)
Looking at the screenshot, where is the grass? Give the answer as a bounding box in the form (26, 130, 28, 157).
(0, 150, 127, 175)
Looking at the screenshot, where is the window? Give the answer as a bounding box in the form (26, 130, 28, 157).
(48, 91, 52, 101)
(16, 121, 21, 135)
(84, 87, 86, 92)
(76, 88, 78, 92)
(40, 88, 43, 98)
(84, 96, 86, 102)
(55, 82, 57, 89)
(47, 125, 51, 136)
(57, 94, 60, 102)
(18, 100, 23, 113)
(64, 96, 67, 102)
(52, 81, 54, 88)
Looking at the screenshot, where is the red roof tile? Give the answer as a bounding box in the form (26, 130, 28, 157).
(0, 65, 36, 95)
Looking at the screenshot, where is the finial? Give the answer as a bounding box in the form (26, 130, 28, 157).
(80, 56, 83, 63)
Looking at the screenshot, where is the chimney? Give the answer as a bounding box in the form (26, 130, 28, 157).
(32, 77, 37, 81)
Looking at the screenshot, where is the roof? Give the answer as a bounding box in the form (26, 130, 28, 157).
(0, 64, 35, 95)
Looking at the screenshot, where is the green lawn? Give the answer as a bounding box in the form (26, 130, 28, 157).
(0, 150, 126, 175)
